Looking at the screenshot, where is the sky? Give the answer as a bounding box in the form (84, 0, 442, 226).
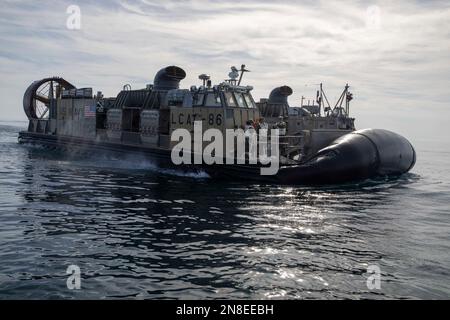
(0, 0, 449, 143)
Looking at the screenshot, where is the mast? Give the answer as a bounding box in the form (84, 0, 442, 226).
(345, 84, 353, 116)
(316, 83, 323, 116)
(318, 83, 331, 115)
(237, 64, 249, 86)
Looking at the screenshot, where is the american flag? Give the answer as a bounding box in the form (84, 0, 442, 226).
(84, 105, 96, 118)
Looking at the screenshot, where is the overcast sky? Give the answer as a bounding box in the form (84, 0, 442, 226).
(1, 0, 449, 142)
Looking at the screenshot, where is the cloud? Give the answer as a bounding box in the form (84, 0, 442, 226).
(0, 0, 449, 140)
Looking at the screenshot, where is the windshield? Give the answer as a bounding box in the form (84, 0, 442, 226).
(244, 93, 256, 108)
(193, 93, 205, 106)
(205, 93, 222, 107)
(234, 92, 246, 108)
(224, 92, 236, 107)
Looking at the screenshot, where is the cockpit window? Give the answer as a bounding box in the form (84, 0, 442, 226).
(234, 93, 247, 108)
(193, 93, 205, 106)
(224, 92, 236, 107)
(244, 93, 256, 108)
(205, 93, 222, 107)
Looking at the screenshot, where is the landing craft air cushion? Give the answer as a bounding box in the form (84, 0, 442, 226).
(18, 65, 416, 184)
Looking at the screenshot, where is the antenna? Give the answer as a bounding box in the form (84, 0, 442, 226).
(198, 74, 210, 87)
(345, 84, 353, 116)
(237, 64, 250, 86)
(332, 84, 352, 116)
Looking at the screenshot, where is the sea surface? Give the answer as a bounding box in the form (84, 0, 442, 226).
(0, 122, 448, 299)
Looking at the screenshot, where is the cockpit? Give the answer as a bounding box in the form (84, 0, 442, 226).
(164, 65, 257, 110)
(190, 87, 256, 109)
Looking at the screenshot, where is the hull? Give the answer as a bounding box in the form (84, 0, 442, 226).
(18, 128, 416, 185)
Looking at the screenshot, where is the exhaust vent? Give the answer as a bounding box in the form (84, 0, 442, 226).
(268, 86, 293, 105)
(153, 66, 186, 91)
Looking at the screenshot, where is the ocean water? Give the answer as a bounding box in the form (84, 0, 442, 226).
(0, 122, 448, 299)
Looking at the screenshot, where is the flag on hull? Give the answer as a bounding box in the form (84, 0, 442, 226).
(84, 105, 96, 118)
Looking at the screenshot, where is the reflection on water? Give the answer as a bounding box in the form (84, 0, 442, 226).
(0, 124, 449, 299)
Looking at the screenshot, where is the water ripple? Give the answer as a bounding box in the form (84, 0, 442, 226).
(0, 124, 448, 299)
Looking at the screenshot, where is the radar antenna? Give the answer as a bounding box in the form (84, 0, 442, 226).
(226, 65, 250, 86)
(198, 74, 210, 87)
(227, 66, 239, 85)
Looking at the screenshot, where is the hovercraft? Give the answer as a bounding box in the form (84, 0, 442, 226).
(18, 65, 416, 184)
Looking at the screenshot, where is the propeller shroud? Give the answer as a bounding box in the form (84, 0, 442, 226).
(23, 77, 75, 119)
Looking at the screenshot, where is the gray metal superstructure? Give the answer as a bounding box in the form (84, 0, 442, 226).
(21, 65, 356, 163)
(257, 83, 355, 159)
